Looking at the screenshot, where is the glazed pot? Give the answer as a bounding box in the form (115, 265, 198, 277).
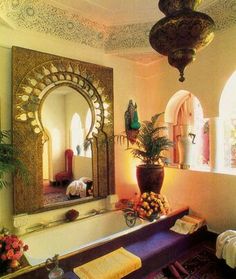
(136, 165, 164, 194)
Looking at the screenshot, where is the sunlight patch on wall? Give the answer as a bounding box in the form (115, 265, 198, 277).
(219, 71, 236, 119)
(219, 70, 236, 169)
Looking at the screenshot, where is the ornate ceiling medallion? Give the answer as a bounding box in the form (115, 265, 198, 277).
(149, 0, 215, 82)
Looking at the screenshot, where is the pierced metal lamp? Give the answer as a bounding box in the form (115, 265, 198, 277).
(149, 0, 215, 82)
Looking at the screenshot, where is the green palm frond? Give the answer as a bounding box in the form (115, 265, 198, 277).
(0, 130, 11, 143)
(113, 134, 129, 147)
(110, 113, 173, 166)
(0, 130, 30, 189)
(129, 113, 173, 166)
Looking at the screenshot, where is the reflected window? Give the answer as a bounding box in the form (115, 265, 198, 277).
(85, 109, 92, 158)
(41, 87, 94, 206)
(71, 113, 84, 156)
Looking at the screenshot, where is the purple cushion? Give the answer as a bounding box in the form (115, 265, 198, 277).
(125, 230, 187, 261)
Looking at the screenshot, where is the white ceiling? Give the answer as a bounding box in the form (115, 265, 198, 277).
(50, 0, 217, 26)
(1, 0, 234, 64)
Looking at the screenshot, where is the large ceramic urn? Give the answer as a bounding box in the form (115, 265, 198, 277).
(177, 125, 196, 169)
(136, 165, 164, 194)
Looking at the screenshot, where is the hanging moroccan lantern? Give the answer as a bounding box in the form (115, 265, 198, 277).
(149, 0, 215, 82)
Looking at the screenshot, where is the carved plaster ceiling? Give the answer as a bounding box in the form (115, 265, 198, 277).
(0, 0, 236, 64)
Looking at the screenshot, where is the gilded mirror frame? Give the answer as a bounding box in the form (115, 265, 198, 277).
(12, 46, 114, 214)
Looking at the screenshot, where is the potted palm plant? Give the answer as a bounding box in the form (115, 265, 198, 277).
(128, 113, 173, 193)
(85, 112, 173, 194)
(0, 130, 29, 189)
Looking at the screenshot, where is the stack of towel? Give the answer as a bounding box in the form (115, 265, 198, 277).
(216, 230, 236, 268)
(170, 215, 205, 235)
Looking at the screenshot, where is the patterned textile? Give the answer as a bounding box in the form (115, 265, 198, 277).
(145, 246, 236, 279)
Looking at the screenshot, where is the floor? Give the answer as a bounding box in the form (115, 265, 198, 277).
(145, 238, 236, 279)
(43, 180, 69, 205)
(42, 180, 90, 205)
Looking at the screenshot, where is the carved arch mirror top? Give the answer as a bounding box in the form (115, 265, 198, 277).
(12, 46, 114, 214)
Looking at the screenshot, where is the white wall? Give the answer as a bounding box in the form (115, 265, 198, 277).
(42, 88, 92, 180)
(140, 25, 236, 233)
(0, 46, 13, 229)
(143, 26, 236, 119)
(162, 168, 236, 233)
(42, 92, 66, 179)
(73, 156, 92, 179)
(0, 23, 236, 233)
(0, 25, 147, 230)
(65, 90, 90, 152)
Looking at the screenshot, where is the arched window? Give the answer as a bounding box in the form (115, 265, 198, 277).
(70, 113, 84, 156)
(219, 71, 236, 171)
(165, 90, 208, 169)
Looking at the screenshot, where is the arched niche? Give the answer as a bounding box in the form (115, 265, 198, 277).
(12, 46, 114, 214)
(165, 90, 204, 127)
(165, 90, 208, 167)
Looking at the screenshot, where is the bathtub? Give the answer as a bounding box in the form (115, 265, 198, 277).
(22, 210, 150, 266)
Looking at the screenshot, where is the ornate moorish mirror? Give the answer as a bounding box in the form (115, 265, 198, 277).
(12, 46, 114, 214)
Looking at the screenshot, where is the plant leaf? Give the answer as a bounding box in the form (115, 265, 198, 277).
(0, 130, 30, 188)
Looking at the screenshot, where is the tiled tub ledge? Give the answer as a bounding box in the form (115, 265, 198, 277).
(7, 206, 210, 279)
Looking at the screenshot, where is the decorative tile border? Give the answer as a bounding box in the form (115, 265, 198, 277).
(204, 0, 236, 30)
(0, 0, 108, 49)
(0, 0, 235, 60)
(105, 22, 151, 52)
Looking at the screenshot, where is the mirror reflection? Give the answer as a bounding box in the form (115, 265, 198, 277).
(41, 86, 93, 206)
(13, 46, 114, 214)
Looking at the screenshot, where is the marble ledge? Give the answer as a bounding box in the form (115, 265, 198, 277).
(165, 164, 236, 176)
